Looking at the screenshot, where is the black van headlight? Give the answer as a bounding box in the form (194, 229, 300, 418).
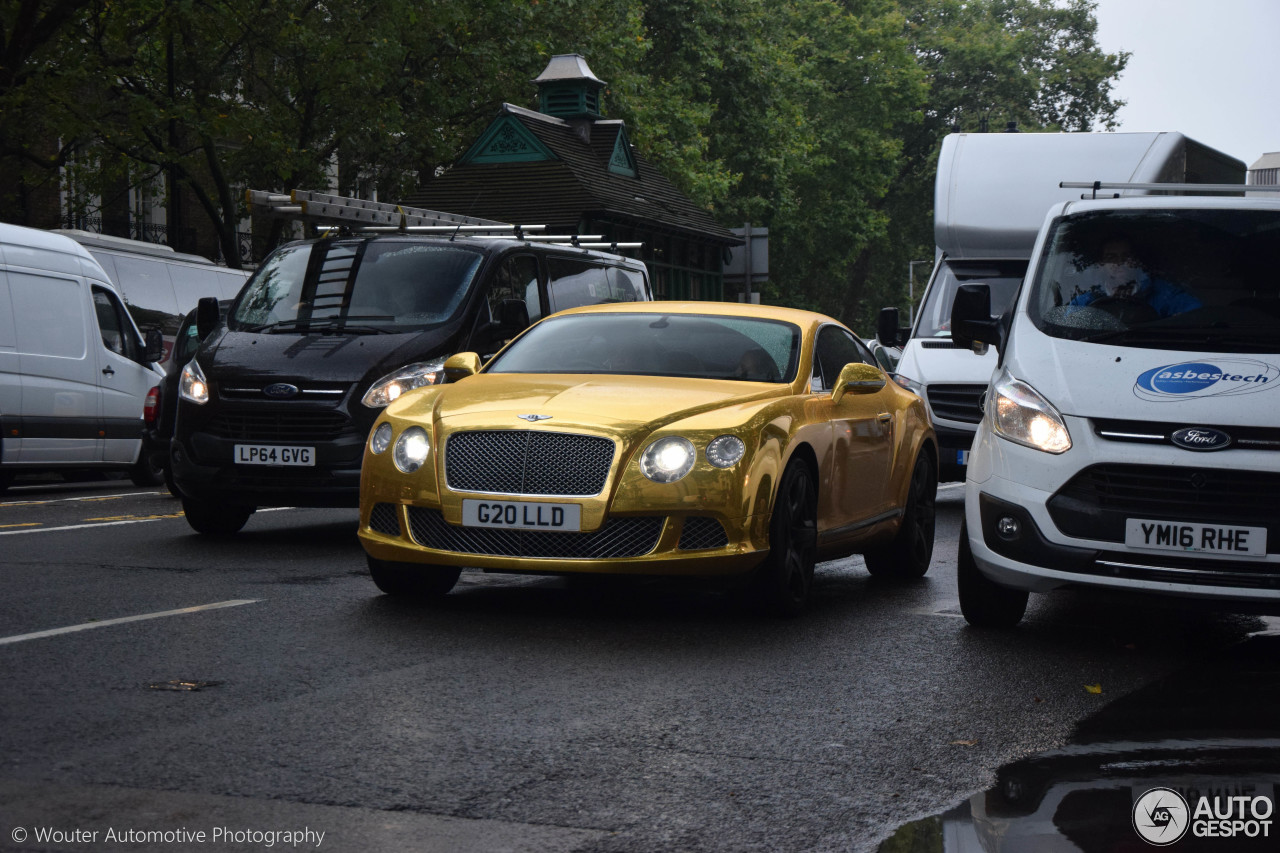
(179, 360, 210, 405)
(362, 358, 448, 408)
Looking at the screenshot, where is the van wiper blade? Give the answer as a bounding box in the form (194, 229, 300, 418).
(255, 315, 397, 335)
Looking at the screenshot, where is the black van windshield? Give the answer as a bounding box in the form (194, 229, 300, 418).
(231, 240, 484, 334)
(1028, 209, 1280, 352)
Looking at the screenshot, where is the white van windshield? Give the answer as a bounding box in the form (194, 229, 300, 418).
(914, 260, 1024, 338)
(231, 240, 484, 334)
(1029, 209, 1280, 352)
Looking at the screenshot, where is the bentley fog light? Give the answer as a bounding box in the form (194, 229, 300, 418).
(363, 358, 448, 408)
(706, 435, 745, 468)
(393, 426, 430, 473)
(370, 422, 393, 455)
(179, 360, 210, 405)
(640, 436, 695, 483)
(991, 370, 1071, 454)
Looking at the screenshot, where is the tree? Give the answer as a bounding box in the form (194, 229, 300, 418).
(844, 0, 1129, 331)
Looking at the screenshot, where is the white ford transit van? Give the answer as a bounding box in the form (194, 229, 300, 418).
(950, 187, 1280, 627)
(879, 132, 1244, 483)
(0, 224, 165, 491)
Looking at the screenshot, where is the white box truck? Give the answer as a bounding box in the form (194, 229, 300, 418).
(878, 132, 1245, 481)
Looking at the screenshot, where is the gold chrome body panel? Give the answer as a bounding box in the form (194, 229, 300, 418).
(358, 302, 936, 578)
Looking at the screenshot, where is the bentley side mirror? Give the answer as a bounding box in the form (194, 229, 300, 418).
(831, 362, 886, 405)
(443, 352, 481, 382)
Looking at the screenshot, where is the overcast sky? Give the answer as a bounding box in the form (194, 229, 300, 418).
(1090, 0, 1279, 168)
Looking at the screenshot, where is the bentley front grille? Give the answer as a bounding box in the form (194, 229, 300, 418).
(445, 430, 615, 496)
(369, 503, 401, 537)
(407, 508, 663, 559)
(679, 517, 729, 550)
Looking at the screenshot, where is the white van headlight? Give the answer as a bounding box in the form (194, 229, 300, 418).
(179, 360, 210, 405)
(362, 358, 448, 408)
(990, 371, 1071, 454)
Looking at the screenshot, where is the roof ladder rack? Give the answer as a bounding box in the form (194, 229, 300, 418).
(247, 189, 643, 252)
(1060, 181, 1280, 199)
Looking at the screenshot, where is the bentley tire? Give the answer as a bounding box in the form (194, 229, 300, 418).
(368, 555, 461, 598)
(752, 460, 818, 617)
(864, 452, 936, 580)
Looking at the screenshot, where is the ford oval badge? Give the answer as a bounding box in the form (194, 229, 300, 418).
(263, 383, 300, 399)
(1170, 426, 1231, 452)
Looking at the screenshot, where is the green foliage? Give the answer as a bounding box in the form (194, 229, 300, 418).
(0, 0, 1126, 304)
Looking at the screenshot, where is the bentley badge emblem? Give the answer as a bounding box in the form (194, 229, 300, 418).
(517, 414, 552, 422)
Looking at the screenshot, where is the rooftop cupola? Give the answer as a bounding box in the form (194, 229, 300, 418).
(535, 54, 606, 120)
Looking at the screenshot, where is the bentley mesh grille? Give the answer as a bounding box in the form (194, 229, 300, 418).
(369, 503, 401, 537)
(407, 508, 663, 559)
(445, 430, 615, 496)
(679, 517, 729, 550)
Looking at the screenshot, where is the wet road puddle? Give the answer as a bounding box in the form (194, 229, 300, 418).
(879, 635, 1280, 851)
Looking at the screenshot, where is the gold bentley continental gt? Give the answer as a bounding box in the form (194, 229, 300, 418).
(358, 302, 938, 615)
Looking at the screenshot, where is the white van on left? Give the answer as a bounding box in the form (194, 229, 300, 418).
(0, 224, 164, 492)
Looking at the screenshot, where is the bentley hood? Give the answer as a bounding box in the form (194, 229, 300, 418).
(393, 374, 789, 435)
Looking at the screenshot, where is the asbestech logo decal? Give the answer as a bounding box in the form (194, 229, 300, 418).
(1134, 359, 1280, 402)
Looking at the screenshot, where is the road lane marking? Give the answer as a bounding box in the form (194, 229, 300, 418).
(0, 600, 261, 646)
(0, 523, 42, 529)
(0, 492, 166, 508)
(0, 506, 297, 535)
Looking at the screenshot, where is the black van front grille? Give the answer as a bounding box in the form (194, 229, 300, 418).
(206, 410, 355, 442)
(926, 384, 987, 424)
(445, 430, 615, 496)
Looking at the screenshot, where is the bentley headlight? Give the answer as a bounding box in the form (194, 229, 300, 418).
(362, 358, 448, 408)
(393, 426, 430, 473)
(179, 359, 209, 405)
(369, 422, 393, 455)
(640, 436, 695, 483)
(990, 370, 1071, 454)
(706, 435, 745, 468)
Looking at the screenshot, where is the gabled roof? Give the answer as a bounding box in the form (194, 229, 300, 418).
(405, 104, 739, 246)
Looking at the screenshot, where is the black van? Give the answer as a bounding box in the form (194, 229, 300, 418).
(170, 234, 652, 534)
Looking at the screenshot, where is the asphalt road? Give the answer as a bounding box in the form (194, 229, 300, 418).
(0, 480, 1271, 852)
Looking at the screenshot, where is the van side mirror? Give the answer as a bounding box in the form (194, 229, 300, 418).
(196, 296, 221, 340)
(496, 299, 530, 333)
(443, 352, 481, 382)
(143, 329, 165, 364)
(877, 307, 909, 348)
(951, 284, 1004, 356)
